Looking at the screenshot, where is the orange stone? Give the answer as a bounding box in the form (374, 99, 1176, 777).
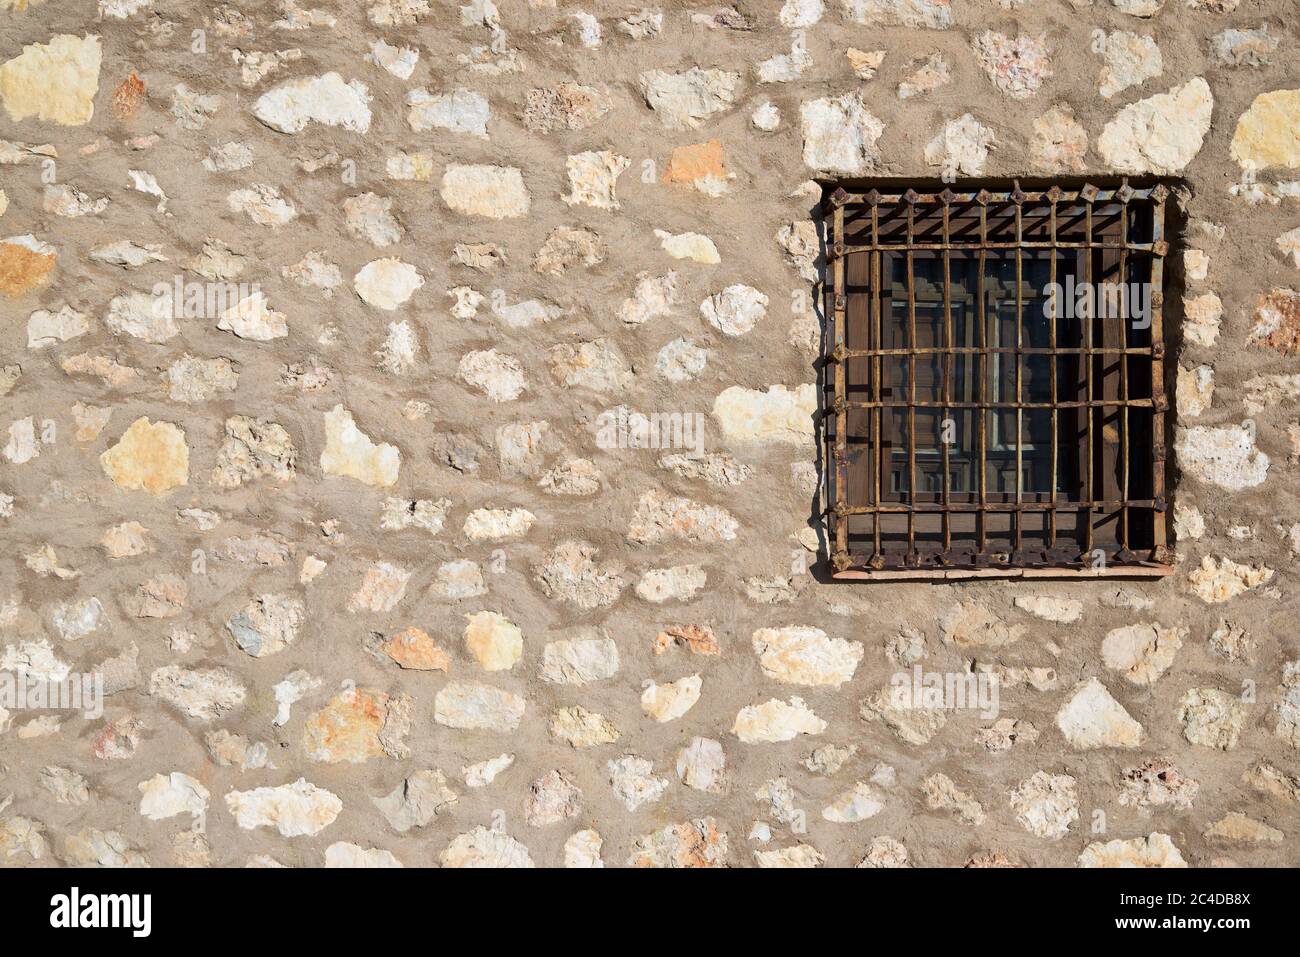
(662, 140, 728, 186)
(303, 688, 391, 763)
(382, 626, 451, 671)
(653, 624, 720, 656)
(0, 238, 56, 297)
(112, 71, 145, 119)
(630, 819, 728, 868)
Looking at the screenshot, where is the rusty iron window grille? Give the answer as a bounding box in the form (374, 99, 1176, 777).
(823, 179, 1174, 581)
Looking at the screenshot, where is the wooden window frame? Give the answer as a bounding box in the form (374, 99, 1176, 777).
(823, 180, 1174, 581)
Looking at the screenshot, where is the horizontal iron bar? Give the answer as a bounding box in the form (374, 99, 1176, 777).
(834, 500, 1160, 514)
(832, 564, 1174, 580)
(833, 186, 1165, 206)
(840, 398, 1156, 409)
(832, 241, 1164, 255)
(833, 346, 1157, 358)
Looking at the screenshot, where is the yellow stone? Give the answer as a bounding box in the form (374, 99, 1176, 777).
(464, 611, 523, 671)
(319, 405, 400, 487)
(0, 34, 102, 127)
(1230, 89, 1300, 170)
(100, 417, 189, 496)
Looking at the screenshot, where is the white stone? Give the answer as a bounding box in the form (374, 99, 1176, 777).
(138, 772, 209, 821)
(106, 292, 178, 343)
(325, 843, 402, 867)
(757, 32, 812, 83)
(459, 349, 526, 402)
(840, 0, 953, 29)
(1056, 678, 1143, 749)
(641, 674, 702, 722)
(1175, 423, 1269, 490)
(435, 682, 525, 733)
(320, 405, 400, 487)
(367, 39, 418, 78)
(635, 565, 706, 603)
(654, 229, 720, 264)
(440, 826, 534, 867)
(564, 150, 629, 210)
(700, 284, 768, 337)
(225, 779, 342, 837)
(253, 73, 372, 133)
(52, 597, 103, 641)
(0, 34, 102, 127)
(1176, 365, 1214, 417)
(1081, 833, 1186, 868)
(713, 384, 816, 444)
(752, 101, 781, 131)
(347, 562, 411, 613)
(1102, 623, 1184, 685)
(463, 753, 514, 787)
(343, 192, 403, 247)
(677, 737, 727, 792)
(441, 165, 529, 219)
(733, 697, 827, 743)
(564, 830, 604, 867)
(752, 626, 863, 687)
(354, 258, 424, 310)
(1009, 771, 1078, 839)
(540, 635, 620, 685)
(217, 292, 287, 341)
(406, 88, 489, 137)
(1097, 78, 1213, 174)
(608, 755, 670, 810)
(1179, 687, 1248, 750)
(1013, 595, 1083, 624)
(800, 92, 884, 174)
(656, 337, 708, 381)
(822, 782, 885, 823)
(925, 113, 996, 175)
(780, 0, 824, 26)
(1188, 556, 1273, 604)
(149, 665, 246, 721)
(1183, 293, 1222, 346)
(228, 184, 297, 227)
(627, 490, 738, 544)
(1099, 32, 1162, 99)
(638, 67, 739, 129)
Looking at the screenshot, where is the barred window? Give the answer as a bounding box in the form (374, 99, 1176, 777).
(823, 180, 1174, 580)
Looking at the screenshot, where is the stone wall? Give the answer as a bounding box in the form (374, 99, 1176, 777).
(0, 0, 1298, 868)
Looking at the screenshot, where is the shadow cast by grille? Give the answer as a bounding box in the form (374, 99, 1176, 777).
(821, 178, 1179, 581)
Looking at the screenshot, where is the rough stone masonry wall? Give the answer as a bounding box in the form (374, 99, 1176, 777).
(0, 0, 1298, 869)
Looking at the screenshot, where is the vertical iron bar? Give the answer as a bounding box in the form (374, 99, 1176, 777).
(1149, 192, 1167, 556)
(832, 203, 848, 565)
(1118, 182, 1131, 552)
(906, 202, 918, 560)
(1014, 196, 1024, 556)
(977, 199, 988, 554)
(1083, 194, 1095, 558)
(1048, 197, 1058, 549)
(941, 198, 953, 553)
(871, 203, 882, 559)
